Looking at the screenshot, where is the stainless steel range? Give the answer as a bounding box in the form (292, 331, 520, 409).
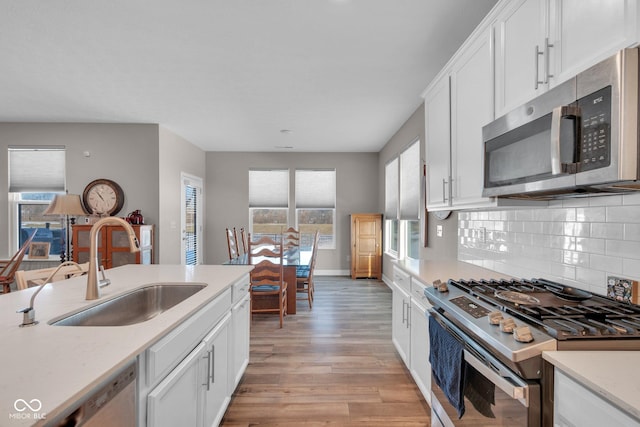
(425, 277, 640, 427)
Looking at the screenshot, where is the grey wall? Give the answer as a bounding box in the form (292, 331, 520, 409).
(205, 151, 379, 272)
(158, 126, 206, 264)
(0, 123, 160, 259)
(377, 103, 458, 278)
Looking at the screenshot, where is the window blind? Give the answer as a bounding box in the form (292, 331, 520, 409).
(399, 140, 420, 220)
(248, 169, 289, 207)
(8, 146, 66, 192)
(295, 169, 336, 208)
(384, 157, 398, 219)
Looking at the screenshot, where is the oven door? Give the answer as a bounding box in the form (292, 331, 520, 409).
(429, 310, 541, 427)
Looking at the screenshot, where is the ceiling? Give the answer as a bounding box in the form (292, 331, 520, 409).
(1, 0, 497, 152)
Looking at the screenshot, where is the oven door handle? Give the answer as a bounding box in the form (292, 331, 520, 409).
(428, 309, 530, 407)
(550, 105, 581, 175)
(463, 349, 528, 404)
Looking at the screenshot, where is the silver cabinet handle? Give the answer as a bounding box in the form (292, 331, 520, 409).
(401, 300, 406, 325)
(209, 345, 215, 385)
(442, 178, 448, 203)
(535, 44, 543, 89)
(203, 349, 212, 391)
(406, 302, 411, 329)
(544, 38, 554, 83)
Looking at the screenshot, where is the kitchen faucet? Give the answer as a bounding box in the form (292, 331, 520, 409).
(86, 216, 140, 300)
(18, 261, 85, 327)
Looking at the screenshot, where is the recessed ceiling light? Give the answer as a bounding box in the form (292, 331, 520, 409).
(280, 129, 293, 134)
(275, 145, 294, 149)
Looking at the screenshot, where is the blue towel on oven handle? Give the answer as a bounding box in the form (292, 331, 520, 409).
(429, 315, 466, 418)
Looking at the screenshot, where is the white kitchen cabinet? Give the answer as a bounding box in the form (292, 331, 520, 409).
(424, 74, 451, 210)
(554, 368, 640, 427)
(409, 278, 432, 405)
(230, 292, 250, 391)
(424, 26, 495, 210)
(494, 0, 639, 117)
(202, 314, 231, 427)
(450, 27, 494, 208)
(147, 342, 204, 427)
(391, 267, 411, 365)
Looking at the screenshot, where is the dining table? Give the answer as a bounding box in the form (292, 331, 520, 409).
(225, 246, 312, 314)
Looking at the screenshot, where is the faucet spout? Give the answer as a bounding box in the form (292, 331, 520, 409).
(86, 217, 140, 300)
(18, 261, 84, 327)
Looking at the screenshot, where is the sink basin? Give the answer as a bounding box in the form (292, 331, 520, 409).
(50, 283, 207, 326)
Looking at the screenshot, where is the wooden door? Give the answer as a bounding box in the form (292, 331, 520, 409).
(350, 214, 382, 279)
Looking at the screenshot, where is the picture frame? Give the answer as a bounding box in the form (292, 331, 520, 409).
(28, 242, 50, 259)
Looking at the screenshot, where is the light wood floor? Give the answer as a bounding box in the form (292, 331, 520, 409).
(221, 276, 431, 426)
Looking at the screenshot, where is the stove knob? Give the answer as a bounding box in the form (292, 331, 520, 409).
(499, 318, 516, 333)
(433, 279, 448, 293)
(514, 326, 534, 343)
(488, 311, 503, 325)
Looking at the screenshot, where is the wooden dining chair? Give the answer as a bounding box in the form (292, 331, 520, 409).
(239, 227, 248, 255)
(282, 227, 300, 251)
(15, 262, 89, 290)
(0, 230, 38, 294)
(248, 234, 287, 327)
(297, 230, 319, 309)
(226, 227, 240, 260)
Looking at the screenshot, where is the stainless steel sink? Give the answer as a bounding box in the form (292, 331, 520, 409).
(50, 283, 207, 326)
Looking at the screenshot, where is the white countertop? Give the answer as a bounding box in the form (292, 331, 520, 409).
(0, 264, 253, 426)
(392, 258, 512, 284)
(543, 351, 640, 420)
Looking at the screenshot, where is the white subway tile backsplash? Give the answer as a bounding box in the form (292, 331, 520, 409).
(458, 199, 640, 293)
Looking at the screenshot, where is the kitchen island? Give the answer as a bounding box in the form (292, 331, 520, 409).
(0, 264, 253, 426)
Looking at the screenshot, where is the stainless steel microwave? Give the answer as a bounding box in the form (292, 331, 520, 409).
(482, 48, 640, 199)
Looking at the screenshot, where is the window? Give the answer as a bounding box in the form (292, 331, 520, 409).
(384, 158, 399, 257)
(400, 140, 421, 259)
(248, 169, 289, 239)
(295, 169, 336, 249)
(8, 146, 66, 256)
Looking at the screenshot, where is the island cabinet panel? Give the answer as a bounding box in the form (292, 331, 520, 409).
(72, 224, 154, 268)
(350, 213, 382, 279)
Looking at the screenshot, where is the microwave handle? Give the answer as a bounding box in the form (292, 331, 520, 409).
(550, 105, 580, 175)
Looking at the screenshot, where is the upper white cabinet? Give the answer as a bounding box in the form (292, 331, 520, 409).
(494, 0, 639, 117)
(425, 27, 495, 210)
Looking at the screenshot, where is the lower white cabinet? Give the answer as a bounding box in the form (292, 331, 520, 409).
(391, 268, 411, 365)
(138, 273, 251, 426)
(554, 368, 639, 427)
(147, 314, 230, 427)
(409, 279, 431, 405)
(230, 292, 250, 391)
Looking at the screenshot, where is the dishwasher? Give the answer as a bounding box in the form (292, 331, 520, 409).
(45, 360, 136, 427)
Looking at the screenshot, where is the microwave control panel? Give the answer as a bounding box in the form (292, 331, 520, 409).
(578, 86, 611, 171)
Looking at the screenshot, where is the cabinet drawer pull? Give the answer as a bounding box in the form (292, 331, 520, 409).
(210, 345, 215, 385)
(203, 349, 213, 391)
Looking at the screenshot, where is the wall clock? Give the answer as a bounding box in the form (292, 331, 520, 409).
(82, 179, 125, 216)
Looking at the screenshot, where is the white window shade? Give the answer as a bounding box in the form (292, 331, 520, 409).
(384, 158, 398, 219)
(295, 169, 336, 208)
(400, 141, 420, 220)
(9, 146, 66, 192)
(249, 169, 289, 207)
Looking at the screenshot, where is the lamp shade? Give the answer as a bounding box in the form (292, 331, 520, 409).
(43, 194, 88, 216)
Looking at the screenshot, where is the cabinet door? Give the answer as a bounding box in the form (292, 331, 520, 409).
(230, 293, 250, 391)
(410, 297, 432, 405)
(424, 75, 452, 209)
(391, 282, 411, 366)
(350, 214, 382, 279)
(550, 0, 638, 85)
(147, 342, 205, 427)
(202, 314, 230, 427)
(494, 0, 548, 117)
(450, 28, 494, 208)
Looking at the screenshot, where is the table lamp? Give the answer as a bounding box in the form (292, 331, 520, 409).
(43, 193, 88, 262)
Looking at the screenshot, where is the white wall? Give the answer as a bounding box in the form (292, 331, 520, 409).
(459, 193, 640, 295)
(158, 126, 206, 264)
(205, 151, 379, 271)
(0, 123, 160, 259)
